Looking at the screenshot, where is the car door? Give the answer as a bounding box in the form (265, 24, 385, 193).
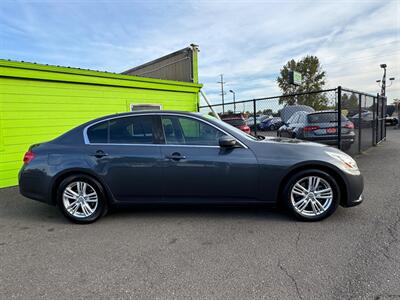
(157, 114, 259, 203)
(85, 115, 164, 202)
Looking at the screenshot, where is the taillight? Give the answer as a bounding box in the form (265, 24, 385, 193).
(23, 150, 35, 164)
(304, 126, 320, 132)
(344, 121, 354, 129)
(242, 125, 251, 133)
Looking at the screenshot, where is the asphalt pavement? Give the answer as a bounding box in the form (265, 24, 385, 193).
(0, 129, 399, 299)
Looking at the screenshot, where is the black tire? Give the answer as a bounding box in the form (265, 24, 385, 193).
(57, 175, 108, 224)
(282, 169, 340, 221)
(269, 124, 275, 131)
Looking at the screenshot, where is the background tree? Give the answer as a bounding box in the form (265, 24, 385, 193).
(341, 93, 359, 116)
(277, 55, 328, 110)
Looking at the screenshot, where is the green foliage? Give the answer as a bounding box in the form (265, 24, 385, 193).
(277, 55, 327, 110)
(341, 93, 358, 108)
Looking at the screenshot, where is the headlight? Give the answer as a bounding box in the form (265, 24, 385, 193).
(326, 151, 360, 174)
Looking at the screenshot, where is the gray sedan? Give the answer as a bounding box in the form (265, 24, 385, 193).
(19, 111, 363, 223)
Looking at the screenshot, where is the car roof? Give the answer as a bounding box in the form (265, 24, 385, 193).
(73, 110, 211, 131)
(89, 110, 201, 122)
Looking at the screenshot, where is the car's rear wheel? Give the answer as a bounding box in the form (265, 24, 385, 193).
(57, 175, 107, 224)
(283, 170, 340, 221)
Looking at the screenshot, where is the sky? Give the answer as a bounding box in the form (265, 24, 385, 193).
(1, 0, 399, 105)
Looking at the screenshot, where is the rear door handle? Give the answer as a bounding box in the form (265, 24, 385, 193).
(166, 152, 186, 161)
(91, 150, 109, 158)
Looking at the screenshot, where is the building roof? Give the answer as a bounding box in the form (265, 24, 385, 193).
(0, 59, 202, 91)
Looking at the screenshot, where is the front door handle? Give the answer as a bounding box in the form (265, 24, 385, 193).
(91, 150, 109, 158)
(166, 152, 186, 161)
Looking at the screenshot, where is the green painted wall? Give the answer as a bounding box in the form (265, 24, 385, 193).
(0, 60, 202, 188)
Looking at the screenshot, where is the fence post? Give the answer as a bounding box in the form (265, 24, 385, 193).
(253, 99, 257, 136)
(358, 93, 362, 154)
(383, 96, 387, 141)
(373, 95, 377, 146)
(337, 86, 342, 150)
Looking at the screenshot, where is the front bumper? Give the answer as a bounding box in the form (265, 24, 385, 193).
(346, 194, 363, 207)
(340, 171, 364, 207)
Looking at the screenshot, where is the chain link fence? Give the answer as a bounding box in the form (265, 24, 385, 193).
(199, 87, 386, 155)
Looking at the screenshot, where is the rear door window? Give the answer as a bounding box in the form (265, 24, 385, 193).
(87, 121, 108, 143)
(109, 116, 155, 144)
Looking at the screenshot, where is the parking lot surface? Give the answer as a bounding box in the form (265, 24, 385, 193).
(1, 130, 399, 299)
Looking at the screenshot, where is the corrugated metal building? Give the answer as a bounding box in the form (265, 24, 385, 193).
(0, 47, 202, 188)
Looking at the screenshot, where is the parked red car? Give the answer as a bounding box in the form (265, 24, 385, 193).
(220, 114, 251, 134)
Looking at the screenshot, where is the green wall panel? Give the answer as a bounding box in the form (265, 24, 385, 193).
(0, 60, 201, 188)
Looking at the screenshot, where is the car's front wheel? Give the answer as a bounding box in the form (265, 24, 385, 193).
(283, 170, 340, 221)
(57, 175, 107, 224)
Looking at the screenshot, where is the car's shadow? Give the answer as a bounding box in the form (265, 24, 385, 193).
(1, 187, 294, 224)
(3, 200, 292, 225)
(105, 204, 292, 223)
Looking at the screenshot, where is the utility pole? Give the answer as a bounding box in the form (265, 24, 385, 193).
(218, 74, 226, 114)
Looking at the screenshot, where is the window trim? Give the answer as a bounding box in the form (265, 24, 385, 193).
(83, 113, 248, 149)
(85, 115, 157, 145)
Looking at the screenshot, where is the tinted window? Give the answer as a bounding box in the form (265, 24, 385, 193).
(308, 113, 348, 123)
(87, 121, 108, 143)
(109, 116, 154, 144)
(162, 116, 225, 146)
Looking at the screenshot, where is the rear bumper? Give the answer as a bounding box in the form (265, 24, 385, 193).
(19, 167, 53, 205)
(304, 135, 355, 145)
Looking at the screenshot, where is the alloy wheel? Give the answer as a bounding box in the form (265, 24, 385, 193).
(290, 176, 333, 217)
(62, 181, 98, 218)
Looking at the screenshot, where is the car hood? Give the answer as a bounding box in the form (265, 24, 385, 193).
(259, 136, 327, 147)
(249, 136, 347, 166)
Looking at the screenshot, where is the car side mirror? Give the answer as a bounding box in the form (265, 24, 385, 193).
(219, 135, 237, 148)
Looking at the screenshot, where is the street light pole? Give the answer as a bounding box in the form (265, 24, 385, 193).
(380, 64, 387, 97)
(229, 90, 236, 112)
